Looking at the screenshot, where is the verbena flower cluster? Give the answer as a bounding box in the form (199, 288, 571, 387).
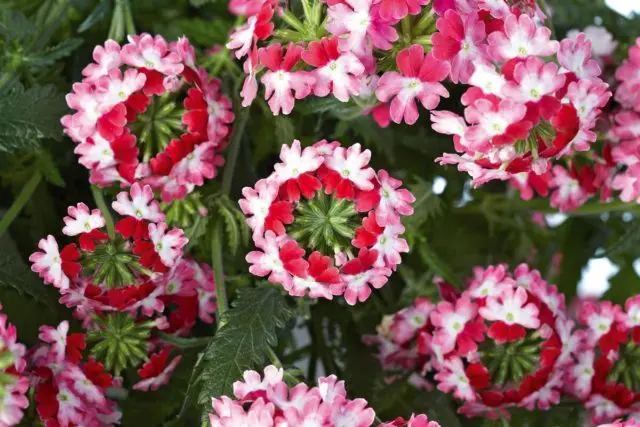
(62, 34, 233, 201)
(365, 263, 640, 424)
(29, 183, 216, 392)
(508, 36, 640, 212)
(209, 364, 440, 427)
(241, 140, 414, 305)
(0, 306, 28, 426)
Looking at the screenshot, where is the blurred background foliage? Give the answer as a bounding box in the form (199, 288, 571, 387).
(1, 0, 640, 425)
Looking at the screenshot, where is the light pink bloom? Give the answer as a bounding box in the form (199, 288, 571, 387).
(245, 231, 292, 287)
(378, 0, 430, 20)
(38, 321, 71, 363)
(549, 166, 589, 212)
(487, 13, 558, 61)
(121, 33, 183, 75)
(518, 370, 562, 410)
(0, 377, 29, 426)
(430, 296, 478, 354)
(558, 32, 601, 80)
(434, 356, 476, 401)
(587, 395, 625, 425)
(325, 143, 376, 190)
(259, 43, 315, 115)
(62, 203, 105, 236)
(239, 177, 280, 238)
(29, 236, 72, 290)
(273, 139, 323, 184)
(479, 286, 540, 329)
(148, 223, 188, 268)
(502, 57, 566, 103)
(371, 222, 409, 270)
(82, 40, 122, 81)
(376, 45, 450, 125)
(374, 169, 416, 225)
(74, 133, 116, 170)
(112, 182, 165, 222)
(567, 26, 617, 59)
(94, 68, 147, 113)
(326, 0, 399, 57)
(477, 0, 510, 18)
(302, 38, 365, 102)
(463, 97, 528, 151)
(233, 365, 284, 400)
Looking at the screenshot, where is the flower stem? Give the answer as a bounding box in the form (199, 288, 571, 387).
(459, 197, 640, 216)
(212, 221, 228, 329)
(0, 171, 42, 237)
(91, 186, 115, 239)
(266, 346, 283, 368)
(221, 106, 249, 196)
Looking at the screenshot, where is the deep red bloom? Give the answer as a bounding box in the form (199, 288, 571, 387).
(264, 201, 294, 235)
(317, 164, 358, 200)
(110, 129, 139, 183)
(133, 240, 168, 273)
(353, 211, 384, 248)
(342, 248, 379, 275)
(278, 173, 322, 202)
(115, 216, 150, 239)
(279, 240, 308, 277)
(149, 133, 204, 176)
(60, 243, 82, 279)
(78, 229, 110, 251)
(308, 251, 340, 283)
(139, 68, 166, 96)
(83, 359, 113, 388)
(137, 349, 172, 379)
(35, 381, 59, 420)
(466, 362, 491, 390)
(97, 103, 127, 141)
(66, 332, 87, 363)
(488, 321, 526, 343)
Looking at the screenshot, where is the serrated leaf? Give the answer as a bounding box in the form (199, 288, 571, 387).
(218, 204, 240, 255)
(598, 220, 640, 258)
(24, 38, 83, 68)
(196, 286, 293, 404)
(78, 0, 111, 32)
(0, 235, 56, 312)
(0, 9, 35, 42)
(0, 83, 67, 152)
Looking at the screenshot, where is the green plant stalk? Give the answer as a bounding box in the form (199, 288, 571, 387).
(266, 346, 283, 368)
(0, 171, 42, 237)
(122, 0, 136, 36)
(459, 198, 640, 216)
(91, 186, 115, 239)
(211, 221, 228, 329)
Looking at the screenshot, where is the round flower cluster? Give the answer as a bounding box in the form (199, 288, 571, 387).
(241, 140, 414, 305)
(226, 0, 450, 120)
(565, 297, 640, 424)
(429, 7, 612, 186)
(367, 264, 574, 420)
(29, 183, 216, 386)
(62, 33, 234, 201)
(507, 33, 640, 211)
(31, 321, 121, 426)
(208, 364, 439, 427)
(0, 305, 28, 426)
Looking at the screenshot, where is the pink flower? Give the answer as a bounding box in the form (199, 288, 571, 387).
(273, 139, 323, 199)
(502, 57, 566, 104)
(479, 286, 540, 343)
(376, 45, 450, 125)
(121, 33, 183, 75)
(62, 203, 106, 236)
(29, 236, 81, 290)
(82, 40, 122, 81)
(259, 43, 316, 115)
(0, 377, 29, 426)
(487, 13, 558, 61)
(558, 32, 601, 80)
(477, 0, 510, 18)
(233, 365, 284, 400)
(615, 38, 640, 111)
(377, 0, 430, 20)
(302, 38, 365, 102)
(434, 356, 476, 401)
(430, 296, 482, 355)
(239, 177, 280, 238)
(148, 223, 188, 268)
(245, 231, 293, 287)
(326, 0, 399, 57)
(226, 6, 274, 59)
(324, 143, 376, 193)
(550, 165, 590, 212)
(432, 10, 487, 84)
(342, 249, 391, 305)
(370, 222, 409, 269)
(112, 182, 165, 222)
(463, 97, 529, 151)
(133, 350, 182, 391)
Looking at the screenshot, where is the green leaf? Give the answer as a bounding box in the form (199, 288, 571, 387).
(35, 150, 64, 187)
(0, 234, 56, 312)
(196, 286, 293, 403)
(0, 83, 67, 152)
(604, 261, 640, 305)
(176, 18, 229, 46)
(418, 241, 459, 287)
(189, 0, 218, 6)
(24, 38, 83, 68)
(0, 9, 35, 42)
(78, 0, 111, 32)
(599, 220, 640, 258)
(219, 204, 240, 255)
(274, 115, 295, 146)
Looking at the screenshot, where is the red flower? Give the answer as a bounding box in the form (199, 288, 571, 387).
(83, 359, 113, 389)
(342, 248, 379, 275)
(97, 103, 127, 141)
(278, 173, 322, 202)
(78, 229, 109, 251)
(353, 212, 384, 248)
(60, 243, 82, 279)
(264, 201, 294, 235)
(115, 216, 150, 239)
(488, 320, 526, 343)
(66, 332, 87, 363)
(279, 240, 308, 277)
(137, 349, 172, 379)
(308, 251, 340, 284)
